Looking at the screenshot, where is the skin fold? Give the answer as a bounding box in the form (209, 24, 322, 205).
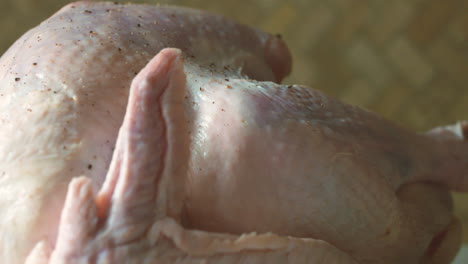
(0, 2, 467, 264)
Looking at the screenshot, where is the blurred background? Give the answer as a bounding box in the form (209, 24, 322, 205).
(1, 0, 468, 257)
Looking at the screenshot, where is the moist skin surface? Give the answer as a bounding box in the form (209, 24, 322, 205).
(1, 2, 467, 264)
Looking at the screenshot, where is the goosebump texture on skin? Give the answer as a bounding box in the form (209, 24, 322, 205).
(1, 2, 468, 264)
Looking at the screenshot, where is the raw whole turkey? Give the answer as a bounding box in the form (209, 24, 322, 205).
(0, 2, 467, 264)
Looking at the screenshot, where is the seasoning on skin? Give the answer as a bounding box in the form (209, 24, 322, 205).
(199, 87, 205, 92)
(15, 78, 20, 82)
(88, 164, 93, 170)
(84, 10, 93, 14)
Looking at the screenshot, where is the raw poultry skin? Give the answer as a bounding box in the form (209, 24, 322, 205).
(1, 2, 467, 264)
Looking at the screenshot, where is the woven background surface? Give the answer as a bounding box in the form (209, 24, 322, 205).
(2, 0, 468, 242)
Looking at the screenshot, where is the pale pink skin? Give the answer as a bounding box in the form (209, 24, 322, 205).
(1, 2, 468, 264)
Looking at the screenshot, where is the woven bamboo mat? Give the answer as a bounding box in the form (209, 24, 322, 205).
(2, 0, 468, 242)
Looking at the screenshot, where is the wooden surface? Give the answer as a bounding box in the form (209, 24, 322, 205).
(2, 0, 468, 243)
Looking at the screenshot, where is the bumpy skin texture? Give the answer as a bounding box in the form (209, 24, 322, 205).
(0, 2, 290, 263)
(24, 49, 358, 264)
(1, 2, 468, 264)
